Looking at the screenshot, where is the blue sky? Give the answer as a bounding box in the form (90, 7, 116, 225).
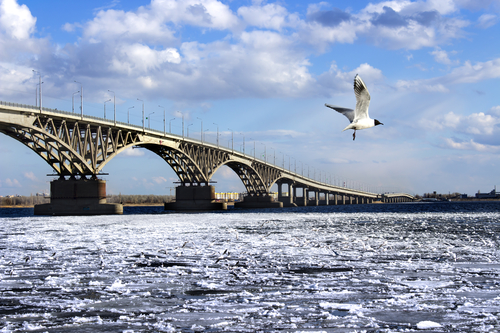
(1, 0, 500, 197)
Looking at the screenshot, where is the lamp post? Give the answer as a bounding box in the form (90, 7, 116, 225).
(104, 99, 111, 119)
(74, 81, 83, 119)
(182, 113, 185, 138)
(108, 90, 116, 125)
(213, 123, 219, 147)
(240, 133, 245, 154)
(228, 128, 234, 153)
(261, 143, 266, 163)
(204, 128, 209, 142)
(72, 91, 80, 113)
(137, 98, 144, 131)
(147, 112, 154, 128)
(36, 82, 43, 107)
(158, 105, 166, 136)
(127, 106, 134, 124)
(187, 123, 193, 137)
(197, 117, 203, 143)
(33, 70, 42, 112)
(169, 117, 175, 133)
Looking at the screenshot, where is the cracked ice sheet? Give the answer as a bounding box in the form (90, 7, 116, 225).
(1, 202, 499, 331)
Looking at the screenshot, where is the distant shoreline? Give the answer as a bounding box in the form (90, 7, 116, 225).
(1, 198, 500, 209)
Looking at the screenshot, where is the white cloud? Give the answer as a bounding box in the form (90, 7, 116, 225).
(238, 3, 289, 31)
(150, 0, 239, 30)
(430, 47, 458, 65)
(0, 0, 44, 62)
(121, 147, 145, 157)
(397, 57, 500, 92)
(152, 176, 167, 184)
(317, 62, 384, 96)
(489, 106, 500, 116)
(0, 0, 36, 40)
(443, 138, 500, 152)
(302, 0, 470, 51)
(477, 14, 498, 28)
(110, 43, 181, 74)
(446, 59, 500, 84)
(83, 8, 174, 44)
(23, 171, 37, 181)
(423, 111, 500, 135)
(4, 178, 21, 187)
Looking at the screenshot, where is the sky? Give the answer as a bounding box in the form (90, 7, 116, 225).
(0, 0, 500, 197)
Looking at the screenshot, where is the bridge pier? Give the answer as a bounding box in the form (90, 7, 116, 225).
(234, 194, 283, 209)
(318, 192, 329, 206)
(277, 181, 297, 207)
(34, 178, 123, 216)
(307, 190, 319, 206)
(164, 185, 227, 211)
(294, 187, 307, 206)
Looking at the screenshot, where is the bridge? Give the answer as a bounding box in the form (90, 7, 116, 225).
(0, 101, 414, 215)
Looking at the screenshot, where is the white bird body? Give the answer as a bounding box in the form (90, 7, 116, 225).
(325, 74, 383, 140)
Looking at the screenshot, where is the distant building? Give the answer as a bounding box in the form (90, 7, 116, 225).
(460, 194, 468, 199)
(475, 187, 500, 199)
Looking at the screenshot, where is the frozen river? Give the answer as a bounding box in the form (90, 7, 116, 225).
(1, 202, 499, 332)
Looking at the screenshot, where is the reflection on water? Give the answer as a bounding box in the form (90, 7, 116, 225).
(1, 202, 499, 332)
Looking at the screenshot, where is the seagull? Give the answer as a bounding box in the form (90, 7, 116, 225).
(325, 74, 383, 140)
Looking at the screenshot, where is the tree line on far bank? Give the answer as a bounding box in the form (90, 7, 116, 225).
(0, 194, 174, 207)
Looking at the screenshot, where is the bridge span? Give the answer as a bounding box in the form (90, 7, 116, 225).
(0, 101, 414, 215)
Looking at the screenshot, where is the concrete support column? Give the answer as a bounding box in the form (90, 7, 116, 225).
(34, 178, 123, 215)
(295, 187, 307, 206)
(342, 194, 346, 205)
(165, 185, 227, 211)
(278, 182, 296, 207)
(309, 190, 318, 206)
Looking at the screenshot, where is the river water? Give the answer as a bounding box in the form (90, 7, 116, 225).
(1, 202, 499, 332)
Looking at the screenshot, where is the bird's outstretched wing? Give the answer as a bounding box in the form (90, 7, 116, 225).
(353, 74, 371, 121)
(325, 103, 355, 123)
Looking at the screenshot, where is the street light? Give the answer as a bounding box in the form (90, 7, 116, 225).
(228, 128, 234, 153)
(249, 138, 256, 159)
(204, 128, 209, 142)
(158, 105, 166, 136)
(261, 143, 266, 162)
(169, 117, 175, 133)
(74, 81, 83, 119)
(36, 82, 43, 107)
(104, 99, 111, 119)
(197, 117, 203, 143)
(240, 132, 245, 154)
(213, 123, 219, 147)
(187, 123, 193, 137)
(147, 112, 154, 128)
(72, 91, 80, 113)
(137, 98, 144, 131)
(33, 70, 42, 112)
(108, 90, 116, 125)
(127, 106, 134, 124)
